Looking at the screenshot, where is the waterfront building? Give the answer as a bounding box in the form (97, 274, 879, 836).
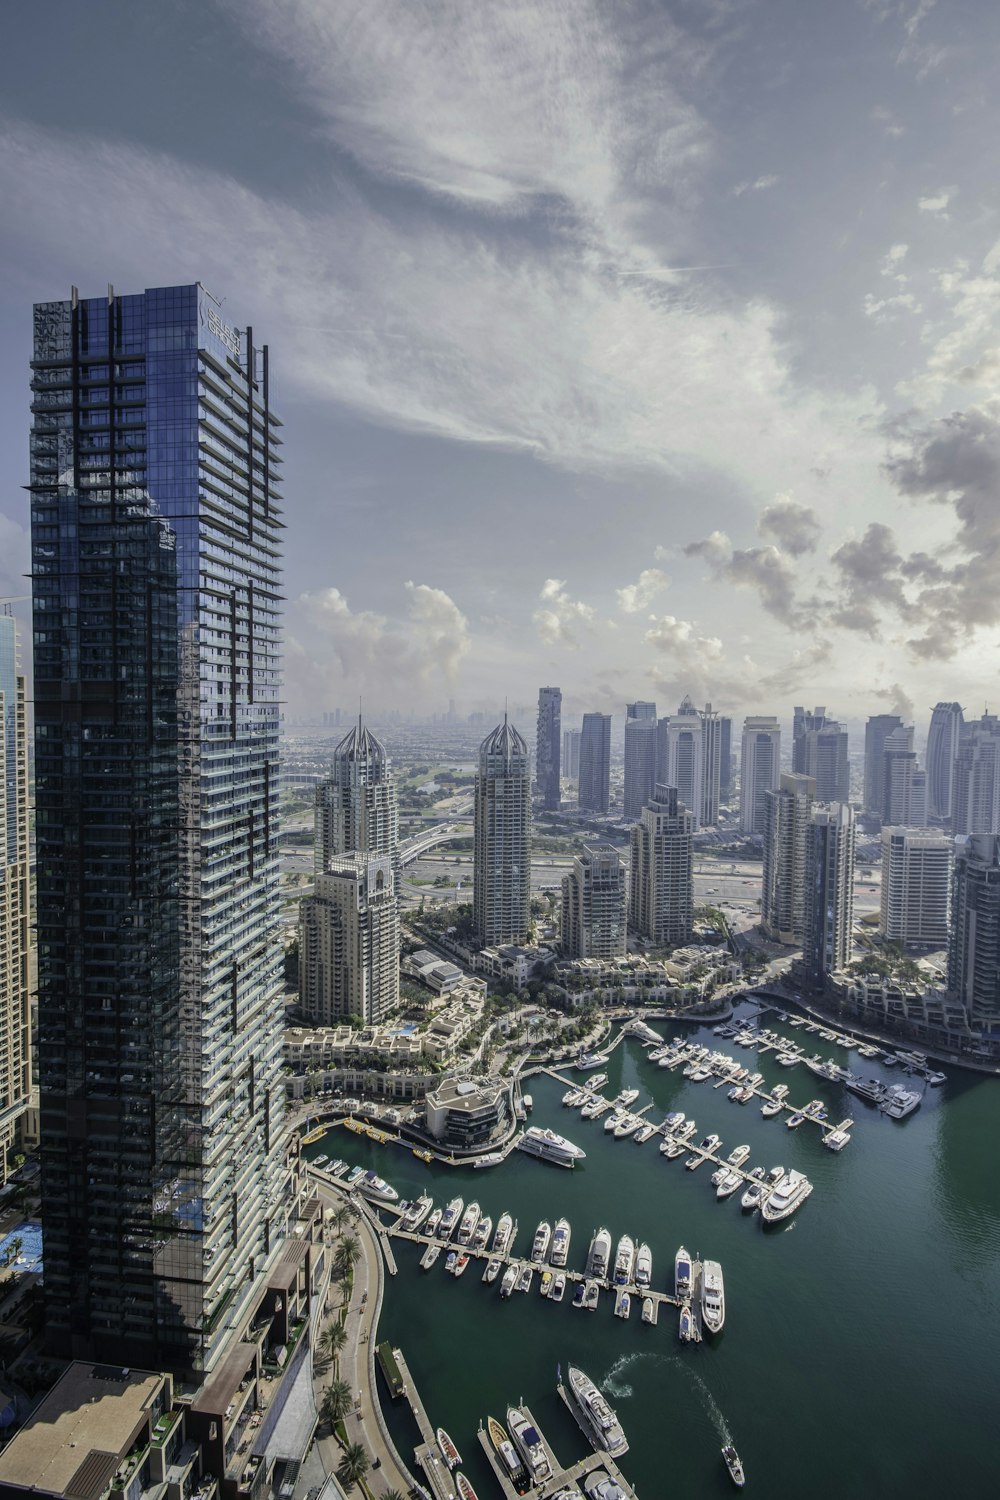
(719, 715, 733, 802)
(951, 715, 1000, 837)
(882, 727, 928, 827)
(473, 715, 532, 946)
(926, 701, 965, 822)
(863, 713, 903, 817)
(560, 844, 627, 960)
(802, 802, 856, 987)
(739, 716, 782, 835)
(623, 701, 657, 821)
(0, 615, 31, 1182)
(314, 716, 398, 874)
(761, 772, 815, 944)
(949, 834, 1000, 1037)
(424, 1075, 514, 1148)
(629, 785, 694, 947)
(29, 284, 288, 1374)
(880, 827, 952, 949)
(299, 854, 399, 1025)
(562, 726, 581, 781)
(578, 711, 612, 814)
(536, 685, 562, 810)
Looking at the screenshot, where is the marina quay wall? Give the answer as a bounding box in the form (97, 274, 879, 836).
(825, 972, 983, 1052)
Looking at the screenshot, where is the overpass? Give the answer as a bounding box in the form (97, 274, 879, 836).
(398, 821, 468, 866)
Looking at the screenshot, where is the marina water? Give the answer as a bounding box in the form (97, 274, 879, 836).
(307, 1009, 1000, 1497)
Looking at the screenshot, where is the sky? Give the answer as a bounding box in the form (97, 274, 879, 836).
(2, 0, 999, 732)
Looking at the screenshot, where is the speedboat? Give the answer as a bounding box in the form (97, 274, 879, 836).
(685, 1153, 705, 1170)
(741, 1169, 767, 1210)
(674, 1245, 692, 1299)
(634, 1242, 652, 1288)
(531, 1220, 552, 1263)
(678, 1303, 695, 1341)
(786, 1112, 805, 1129)
(659, 1136, 684, 1158)
(457, 1201, 481, 1245)
(500, 1264, 518, 1298)
(312, 1153, 329, 1169)
(487, 1416, 528, 1489)
(674, 1119, 697, 1141)
(425, 1207, 443, 1237)
(483, 1257, 502, 1283)
(727, 1144, 751, 1166)
(517, 1264, 534, 1294)
(420, 1243, 441, 1270)
(540, 1270, 553, 1298)
(701, 1259, 725, 1333)
(453, 1253, 470, 1277)
(345, 1165, 364, 1185)
(761, 1099, 783, 1117)
(438, 1197, 464, 1239)
(566, 1365, 629, 1459)
(588, 1226, 612, 1279)
(551, 1272, 566, 1302)
(584, 1279, 600, 1310)
(445, 1250, 457, 1274)
(699, 1134, 722, 1152)
(473, 1214, 492, 1250)
(761, 1169, 813, 1223)
(551, 1217, 571, 1267)
(634, 1123, 656, 1144)
(437, 1428, 461, 1469)
(722, 1444, 746, 1488)
(926, 1070, 946, 1086)
(613, 1114, 641, 1140)
(613, 1234, 635, 1285)
(508, 1406, 552, 1484)
(614, 1288, 631, 1319)
(330, 1160, 348, 1177)
(573, 1280, 587, 1308)
(493, 1212, 514, 1255)
(587, 1073, 609, 1091)
(604, 1111, 623, 1134)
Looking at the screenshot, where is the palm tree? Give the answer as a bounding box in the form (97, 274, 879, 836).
(381, 1489, 406, 1500)
(321, 1320, 348, 1363)
(338, 1441, 370, 1488)
(330, 1204, 351, 1236)
(335, 1233, 360, 1278)
(319, 1378, 353, 1428)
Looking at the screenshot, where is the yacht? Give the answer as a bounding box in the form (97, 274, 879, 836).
(772, 1084, 790, 1099)
(881, 1053, 898, 1067)
(857, 1044, 881, 1059)
(845, 1076, 885, 1105)
(785, 1112, 805, 1129)
(438, 1197, 463, 1239)
(518, 1127, 587, 1166)
(926, 1069, 946, 1086)
(516, 1264, 534, 1294)
(805, 1057, 846, 1082)
(473, 1214, 493, 1250)
(330, 1160, 348, 1177)
(487, 1416, 528, 1490)
(761, 1169, 813, 1223)
(761, 1098, 783, 1118)
(312, 1154, 329, 1169)
(701, 1259, 725, 1333)
(584, 1279, 601, 1310)
(634, 1243, 652, 1288)
(531, 1220, 552, 1264)
(357, 1170, 399, 1205)
(500, 1264, 518, 1298)
(457, 1202, 481, 1245)
(584, 1470, 629, 1500)
(613, 1088, 640, 1108)
(420, 1243, 442, 1270)
(660, 1136, 684, 1159)
(403, 1195, 433, 1231)
(426, 1206, 443, 1237)
(823, 1128, 851, 1151)
(562, 1088, 584, 1106)
(508, 1406, 552, 1484)
(454, 1253, 471, 1276)
(603, 1112, 624, 1135)
(587, 1073, 609, 1092)
(551, 1217, 571, 1267)
(613, 1114, 641, 1140)
(674, 1119, 697, 1142)
(895, 1050, 928, 1069)
(566, 1366, 629, 1458)
(741, 1168, 767, 1210)
(588, 1226, 612, 1279)
(581, 1096, 605, 1119)
(699, 1134, 722, 1152)
(573, 1280, 587, 1308)
(445, 1251, 458, 1274)
(483, 1257, 503, 1284)
(715, 1169, 742, 1200)
(803, 1098, 826, 1116)
(881, 1084, 922, 1119)
(473, 1152, 504, 1170)
(437, 1428, 461, 1469)
(642, 1296, 655, 1324)
(613, 1234, 635, 1285)
(551, 1272, 566, 1302)
(634, 1123, 656, 1144)
(727, 1143, 751, 1166)
(674, 1245, 692, 1299)
(493, 1212, 514, 1255)
(722, 1444, 746, 1489)
(685, 1153, 706, 1171)
(678, 1303, 696, 1341)
(345, 1166, 364, 1185)
(614, 1288, 631, 1319)
(575, 1051, 611, 1071)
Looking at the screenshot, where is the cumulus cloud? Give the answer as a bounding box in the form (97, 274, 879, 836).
(757, 642, 833, 696)
(617, 566, 670, 614)
(829, 522, 914, 633)
(292, 580, 470, 691)
(918, 187, 955, 219)
(684, 530, 806, 625)
(533, 578, 596, 647)
(757, 498, 821, 556)
(873, 680, 915, 721)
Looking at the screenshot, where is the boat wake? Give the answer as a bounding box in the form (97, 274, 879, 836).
(601, 1350, 662, 1400)
(684, 1365, 732, 1445)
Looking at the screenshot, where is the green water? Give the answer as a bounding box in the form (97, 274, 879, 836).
(307, 1010, 1000, 1498)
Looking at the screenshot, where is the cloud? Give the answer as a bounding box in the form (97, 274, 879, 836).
(684, 530, 806, 625)
(917, 187, 955, 219)
(533, 578, 596, 647)
(732, 174, 779, 196)
(292, 580, 470, 691)
(757, 641, 833, 697)
(0, 511, 31, 603)
(873, 681, 915, 721)
(829, 522, 913, 633)
(871, 105, 905, 138)
(863, 290, 921, 323)
(617, 566, 670, 613)
(757, 498, 821, 556)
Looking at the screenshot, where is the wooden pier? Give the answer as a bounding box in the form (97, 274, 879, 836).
(393, 1347, 457, 1500)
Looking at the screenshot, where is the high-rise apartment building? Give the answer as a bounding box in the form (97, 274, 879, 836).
(700, 703, 723, 827)
(880, 828, 952, 949)
(0, 615, 31, 1182)
(952, 715, 1000, 837)
(719, 716, 733, 802)
(792, 706, 830, 773)
(473, 716, 532, 945)
(863, 713, 903, 816)
(761, 772, 815, 944)
(926, 702, 964, 822)
(797, 722, 850, 803)
(560, 844, 627, 960)
(562, 727, 581, 780)
(299, 855, 399, 1024)
(578, 712, 612, 814)
(949, 834, 1000, 1036)
(30, 285, 287, 1373)
(739, 717, 782, 835)
(629, 785, 693, 946)
(623, 702, 657, 822)
(660, 708, 703, 829)
(802, 802, 855, 987)
(882, 727, 928, 827)
(536, 687, 562, 810)
(314, 717, 398, 873)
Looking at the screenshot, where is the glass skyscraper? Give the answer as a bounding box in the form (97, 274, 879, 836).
(0, 614, 31, 1183)
(30, 284, 289, 1373)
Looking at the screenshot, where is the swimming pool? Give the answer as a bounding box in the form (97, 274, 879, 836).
(0, 1221, 42, 1274)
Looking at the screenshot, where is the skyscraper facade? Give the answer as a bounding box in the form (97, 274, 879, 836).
(949, 834, 1000, 1037)
(863, 713, 903, 816)
(880, 828, 952, 949)
(926, 701, 964, 822)
(792, 706, 829, 772)
(0, 615, 31, 1183)
(660, 706, 703, 830)
(951, 716, 1000, 837)
(629, 785, 693, 946)
(802, 802, 856, 988)
(699, 704, 723, 827)
(300, 855, 399, 1024)
(761, 772, 815, 945)
(739, 717, 782, 835)
(30, 285, 287, 1372)
(314, 718, 399, 874)
(797, 722, 850, 803)
(623, 701, 657, 822)
(562, 727, 581, 780)
(536, 686, 562, 810)
(882, 727, 928, 827)
(473, 717, 532, 945)
(578, 712, 611, 814)
(560, 844, 627, 960)
(719, 716, 733, 802)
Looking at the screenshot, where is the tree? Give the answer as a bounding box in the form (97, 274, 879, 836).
(335, 1233, 360, 1278)
(381, 1489, 406, 1500)
(320, 1378, 353, 1427)
(338, 1441, 370, 1488)
(330, 1204, 352, 1237)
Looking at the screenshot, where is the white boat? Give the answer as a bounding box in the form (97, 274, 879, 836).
(575, 1052, 610, 1071)
(659, 1136, 684, 1158)
(473, 1214, 492, 1249)
(823, 1128, 851, 1151)
(508, 1406, 552, 1484)
(420, 1243, 441, 1270)
(613, 1089, 640, 1108)
(634, 1242, 652, 1288)
(761, 1169, 813, 1223)
(457, 1201, 481, 1245)
(727, 1144, 751, 1166)
(500, 1264, 518, 1298)
(613, 1234, 635, 1285)
(699, 1133, 722, 1152)
(426, 1206, 443, 1236)
(584, 1469, 629, 1500)
(741, 1169, 766, 1210)
(674, 1119, 697, 1142)
(895, 1049, 928, 1068)
(551, 1272, 566, 1302)
(487, 1416, 528, 1489)
(761, 1099, 783, 1117)
(438, 1197, 463, 1239)
(674, 1245, 692, 1299)
(517, 1127, 586, 1166)
(493, 1212, 514, 1255)
(455, 1474, 480, 1500)
(715, 1169, 742, 1199)
(604, 1111, 623, 1134)
(522, 1094, 533, 1113)
(312, 1153, 329, 1168)
(678, 1303, 696, 1341)
(588, 1226, 612, 1279)
(614, 1288, 631, 1319)
(358, 1170, 399, 1205)
(516, 1264, 533, 1294)
(587, 1073, 609, 1091)
(613, 1114, 641, 1140)
(530, 1220, 552, 1263)
(483, 1257, 502, 1283)
(437, 1427, 461, 1469)
(722, 1443, 746, 1489)
(403, 1194, 433, 1231)
(846, 1076, 886, 1105)
(452, 1252, 471, 1277)
(786, 1112, 805, 1129)
(641, 1296, 655, 1324)
(664, 1110, 685, 1129)
(580, 1096, 605, 1119)
(566, 1365, 629, 1458)
(772, 1084, 790, 1099)
(584, 1279, 600, 1310)
(634, 1123, 656, 1144)
(701, 1259, 725, 1333)
(881, 1084, 921, 1119)
(345, 1165, 364, 1185)
(540, 1270, 553, 1298)
(551, 1217, 571, 1267)
(562, 1088, 584, 1106)
(473, 1151, 505, 1169)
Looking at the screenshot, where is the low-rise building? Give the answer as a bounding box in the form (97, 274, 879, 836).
(476, 944, 555, 990)
(404, 949, 465, 992)
(424, 1076, 514, 1149)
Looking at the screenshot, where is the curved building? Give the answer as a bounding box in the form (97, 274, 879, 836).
(926, 702, 964, 822)
(474, 716, 532, 946)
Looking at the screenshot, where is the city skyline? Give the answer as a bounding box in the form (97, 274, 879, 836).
(2, 3, 1000, 718)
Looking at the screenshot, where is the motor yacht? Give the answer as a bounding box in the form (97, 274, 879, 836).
(426, 1206, 443, 1237)
(457, 1202, 481, 1245)
(565, 1365, 630, 1458)
(587, 1073, 609, 1091)
(562, 1088, 584, 1106)
(613, 1088, 640, 1108)
(551, 1217, 571, 1267)
(740, 1168, 767, 1210)
(500, 1263, 518, 1298)
(493, 1212, 514, 1255)
(727, 1144, 751, 1166)
(583, 1469, 629, 1500)
(473, 1214, 492, 1250)
(701, 1259, 725, 1334)
(438, 1197, 464, 1239)
(785, 1112, 805, 1129)
(483, 1257, 502, 1283)
(678, 1303, 696, 1341)
(613, 1114, 641, 1140)
(530, 1221, 552, 1263)
(518, 1127, 587, 1166)
(660, 1136, 684, 1158)
(487, 1416, 528, 1490)
(357, 1170, 399, 1205)
(420, 1243, 441, 1270)
(613, 1234, 635, 1285)
(699, 1134, 722, 1152)
(674, 1245, 692, 1298)
(584, 1279, 601, 1310)
(403, 1195, 433, 1231)
(634, 1243, 652, 1288)
(516, 1264, 534, 1294)
(551, 1272, 566, 1302)
(881, 1084, 921, 1119)
(603, 1111, 623, 1134)
(588, 1226, 612, 1279)
(614, 1288, 631, 1319)
(674, 1119, 697, 1141)
(722, 1444, 746, 1488)
(634, 1123, 656, 1144)
(685, 1153, 705, 1170)
(823, 1128, 851, 1151)
(761, 1169, 813, 1223)
(715, 1169, 743, 1200)
(507, 1407, 552, 1485)
(761, 1098, 783, 1118)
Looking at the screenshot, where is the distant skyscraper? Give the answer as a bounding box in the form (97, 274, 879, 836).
(536, 686, 562, 810)
(562, 727, 581, 780)
(578, 712, 612, 814)
(314, 717, 399, 873)
(882, 727, 927, 827)
(797, 722, 849, 803)
(473, 716, 532, 945)
(949, 834, 1000, 1036)
(863, 713, 903, 816)
(761, 772, 815, 944)
(951, 715, 1000, 836)
(700, 704, 723, 827)
(561, 844, 627, 959)
(880, 828, 952, 949)
(740, 717, 782, 835)
(792, 706, 829, 773)
(0, 615, 30, 1183)
(623, 702, 657, 821)
(926, 702, 964, 822)
(30, 284, 286, 1372)
(802, 802, 856, 988)
(300, 854, 399, 1024)
(719, 716, 733, 802)
(629, 785, 694, 946)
